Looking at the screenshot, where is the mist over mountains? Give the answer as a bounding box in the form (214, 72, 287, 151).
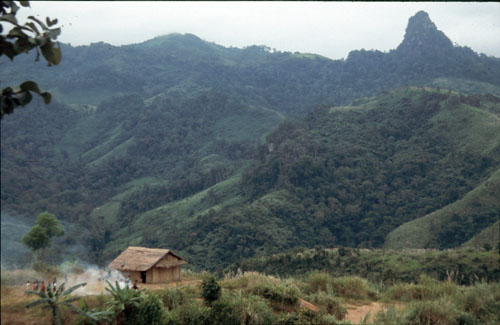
(1, 11, 499, 269)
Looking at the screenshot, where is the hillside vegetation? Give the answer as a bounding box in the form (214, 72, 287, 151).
(228, 246, 500, 286)
(1, 11, 499, 269)
(385, 169, 500, 249)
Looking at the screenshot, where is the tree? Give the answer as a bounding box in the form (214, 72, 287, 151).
(22, 212, 64, 267)
(105, 280, 142, 324)
(1, 0, 62, 119)
(201, 275, 221, 305)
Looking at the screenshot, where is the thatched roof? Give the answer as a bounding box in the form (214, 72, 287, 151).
(108, 246, 187, 272)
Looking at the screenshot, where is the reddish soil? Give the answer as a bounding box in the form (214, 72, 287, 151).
(344, 302, 403, 324)
(298, 298, 320, 312)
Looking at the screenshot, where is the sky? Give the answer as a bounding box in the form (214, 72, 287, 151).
(13, 1, 500, 60)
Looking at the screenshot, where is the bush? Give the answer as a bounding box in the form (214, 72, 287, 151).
(163, 309, 181, 325)
(201, 276, 220, 305)
(209, 295, 240, 325)
(305, 271, 333, 293)
(158, 287, 185, 310)
(237, 293, 275, 324)
(209, 290, 275, 324)
(373, 307, 404, 325)
(178, 301, 210, 325)
(384, 280, 455, 302)
(403, 299, 460, 325)
(307, 291, 347, 320)
(330, 276, 378, 300)
(223, 272, 300, 306)
(453, 283, 500, 324)
(126, 292, 164, 325)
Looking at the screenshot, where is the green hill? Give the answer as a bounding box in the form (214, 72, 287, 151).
(385, 169, 500, 249)
(1, 11, 500, 269)
(94, 87, 500, 270)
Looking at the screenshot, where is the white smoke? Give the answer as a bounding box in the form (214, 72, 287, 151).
(60, 265, 130, 296)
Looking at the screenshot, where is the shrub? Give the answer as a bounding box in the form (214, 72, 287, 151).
(209, 290, 275, 324)
(305, 271, 333, 294)
(163, 309, 181, 325)
(210, 299, 240, 325)
(373, 307, 404, 325)
(330, 276, 378, 300)
(237, 293, 275, 324)
(126, 292, 164, 325)
(158, 287, 185, 310)
(307, 291, 347, 320)
(252, 279, 300, 306)
(201, 275, 220, 305)
(178, 301, 210, 325)
(403, 299, 460, 325)
(223, 272, 300, 306)
(453, 283, 500, 324)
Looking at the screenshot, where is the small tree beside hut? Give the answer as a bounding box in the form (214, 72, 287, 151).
(22, 212, 64, 270)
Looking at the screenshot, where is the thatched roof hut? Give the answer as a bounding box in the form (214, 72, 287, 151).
(108, 246, 188, 284)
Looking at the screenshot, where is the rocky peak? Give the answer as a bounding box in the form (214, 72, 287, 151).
(396, 11, 454, 56)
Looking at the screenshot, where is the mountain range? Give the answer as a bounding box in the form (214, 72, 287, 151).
(1, 11, 499, 269)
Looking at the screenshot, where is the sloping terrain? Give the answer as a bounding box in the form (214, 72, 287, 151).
(98, 88, 500, 269)
(385, 168, 500, 249)
(1, 11, 500, 269)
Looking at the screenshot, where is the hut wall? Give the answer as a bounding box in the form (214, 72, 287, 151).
(158, 267, 169, 282)
(128, 271, 141, 282)
(146, 268, 153, 284)
(174, 266, 180, 281)
(152, 267, 160, 283)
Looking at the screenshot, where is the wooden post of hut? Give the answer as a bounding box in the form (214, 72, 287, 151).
(108, 246, 188, 284)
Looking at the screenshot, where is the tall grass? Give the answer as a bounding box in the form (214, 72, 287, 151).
(376, 280, 500, 324)
(222, 272, 301, 306)
(384, 274, 459, 302)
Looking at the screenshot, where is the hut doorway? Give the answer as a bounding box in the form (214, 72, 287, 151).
(141, 271, 146, 283)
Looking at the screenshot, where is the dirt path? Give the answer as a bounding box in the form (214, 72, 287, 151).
(344, 302, 387, 324)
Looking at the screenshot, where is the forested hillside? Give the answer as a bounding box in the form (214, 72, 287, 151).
(1, 11, 499, 269)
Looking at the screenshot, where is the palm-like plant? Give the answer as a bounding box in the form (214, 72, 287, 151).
(105, 280, 141, 324)
(73, 297, 114, 325)
(25, 282, 87, 325)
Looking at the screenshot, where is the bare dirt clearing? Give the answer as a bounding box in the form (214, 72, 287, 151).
(344, 302, 404, 324)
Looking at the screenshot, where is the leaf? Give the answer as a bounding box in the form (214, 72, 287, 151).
(28, 16, 49, 31)
(8, 26, 28, 38)
(9, 1, 20, 15)
(0, 14, 18, 25)
(40, 40, 62, 65)
(46, 17, 58, 27)
(18, 81, 52, 104)
(63, 282, 87, 295)
(26, 298, 50, 309)
(19, 81, 42, 93)
(25, 21, 40, 35)
(64, 296, 81, 304)
(46, 28, 61, 40)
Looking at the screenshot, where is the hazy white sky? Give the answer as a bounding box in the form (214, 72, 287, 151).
(14, 1, 500, 60)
